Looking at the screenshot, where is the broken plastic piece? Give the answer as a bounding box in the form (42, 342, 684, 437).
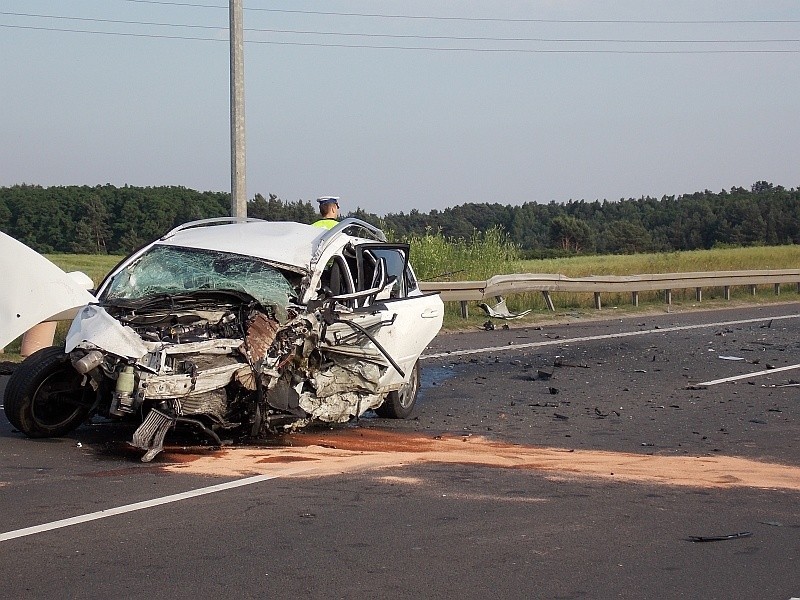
(478, 297, 531, 320)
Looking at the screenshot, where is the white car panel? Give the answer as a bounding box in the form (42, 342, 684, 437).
(370, 294, 444, 387)
(0, 231, 96, 349)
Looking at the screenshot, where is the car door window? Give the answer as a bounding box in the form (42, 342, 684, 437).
(356, 244, 410, 300)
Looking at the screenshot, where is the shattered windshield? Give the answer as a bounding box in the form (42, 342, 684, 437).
(103, 245, 296, 312)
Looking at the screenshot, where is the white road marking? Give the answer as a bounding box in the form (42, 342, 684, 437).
(0, 468, 312, 542)
(422, 314, 800, 360)
(693, 363, 800, 387)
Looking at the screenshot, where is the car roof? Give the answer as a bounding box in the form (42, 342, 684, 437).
(153, 218, 388, 273)
(157, 220, 324, 271)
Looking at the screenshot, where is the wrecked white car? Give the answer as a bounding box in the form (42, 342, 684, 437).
(2, 218, 443, 461)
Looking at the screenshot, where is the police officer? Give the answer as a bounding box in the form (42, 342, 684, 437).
(312, 196, 340, 229)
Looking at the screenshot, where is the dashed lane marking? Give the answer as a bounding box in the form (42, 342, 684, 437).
(694, 362, 800, 387)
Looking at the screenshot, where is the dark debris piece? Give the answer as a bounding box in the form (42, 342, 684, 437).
(553, 358, 590, 369)
(687, 531, 752, 543)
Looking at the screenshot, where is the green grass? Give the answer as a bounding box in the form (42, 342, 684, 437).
(515, 245, 800, 277)
(45, 253, 123, 287)
(410, 226, 521, 282)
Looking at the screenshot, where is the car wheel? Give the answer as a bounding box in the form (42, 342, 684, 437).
(376, 361, 420, 419)
(4, 346, 90, 438)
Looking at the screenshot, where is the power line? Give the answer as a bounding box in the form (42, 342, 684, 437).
(117, 0, 800, 24)
(248, 29, 800, 44)
(4, 12, 800, 45)
(0, 22, 220, 41)
(4, 23, 800, 53)
(0, 10, 223, 31)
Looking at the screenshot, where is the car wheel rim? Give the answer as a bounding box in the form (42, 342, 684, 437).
(398, 369, 419, 409)
(30, 371, 84, 428)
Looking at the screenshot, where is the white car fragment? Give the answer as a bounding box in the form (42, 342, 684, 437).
(0, 231, 96, 349)
(3, 218, 443, 461)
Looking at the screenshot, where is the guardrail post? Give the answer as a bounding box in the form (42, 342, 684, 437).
(593, 292, 601, 310)
(631, 291, 639, 307)
(749, 285, 757, 296)
(774, 283, 781, 295)
(665, 289, 672, 305)
(724, 286, 731, 300)
(459, 301, 469, 318)
(695, 287, 702, 302)
(542, 291, 555, 311)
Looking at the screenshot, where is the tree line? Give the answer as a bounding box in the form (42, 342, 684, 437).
(1, 181, 798, 256)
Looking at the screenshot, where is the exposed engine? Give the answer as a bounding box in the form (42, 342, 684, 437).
(106, 294, 249, 344)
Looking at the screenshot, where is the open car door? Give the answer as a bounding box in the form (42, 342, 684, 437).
(0, 231, 97, 349)
(323, 243, 443, 389)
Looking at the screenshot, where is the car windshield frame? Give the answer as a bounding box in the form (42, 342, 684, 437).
(101, 245, 298, 311)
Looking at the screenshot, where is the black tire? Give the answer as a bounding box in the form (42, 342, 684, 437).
(4, 346, 91, 438)
(376, 361, 420, 419)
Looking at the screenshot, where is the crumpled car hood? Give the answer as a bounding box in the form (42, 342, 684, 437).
(0, 231, 96, 349)
(65, 305, 148, 359)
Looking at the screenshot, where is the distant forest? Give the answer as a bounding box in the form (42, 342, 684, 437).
(1, 181, 798, 257)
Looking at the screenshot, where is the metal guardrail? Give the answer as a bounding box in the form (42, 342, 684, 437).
(419, 269, 800, 317)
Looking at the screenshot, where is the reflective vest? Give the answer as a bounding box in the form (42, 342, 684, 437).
(312, 219, 338, 229)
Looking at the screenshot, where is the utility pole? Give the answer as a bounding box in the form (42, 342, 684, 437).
(229, 0, 247, 218)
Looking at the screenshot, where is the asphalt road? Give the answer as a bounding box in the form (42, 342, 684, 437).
(1, 304, 799, 600)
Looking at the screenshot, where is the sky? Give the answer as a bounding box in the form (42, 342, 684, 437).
(2, 1, 799, 216)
